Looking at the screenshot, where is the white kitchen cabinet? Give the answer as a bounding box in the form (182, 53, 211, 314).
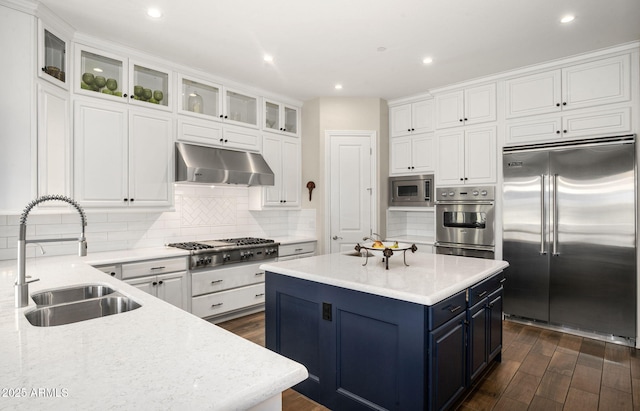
(37, 83, 71, 203)
(122, 257, 189, 311)
(74, 99, 173, 208)
(505, 54, 631, 119)
(505, 106, 632, 145)
(277, 241, 317, 261)
(248, 134, 300, 209)
(390, 133, 435, 175)
(436, 126, 496, 186)
(37, 19, 69, 90)
(264, 99, 300, 136)
(126, 272, 188, 311)
(75, 45, 173, 112)
(178, 74, 260, 129)
(191, 261, 266, 322)
(177, 117, 261, 152)
(390, 99, 434, 137)
(434, 84, 496, 129)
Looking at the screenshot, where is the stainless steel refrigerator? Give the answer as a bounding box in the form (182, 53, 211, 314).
(502, 135, 636, 340)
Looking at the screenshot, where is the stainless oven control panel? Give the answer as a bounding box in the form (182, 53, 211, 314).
(436, 186, 494, 201)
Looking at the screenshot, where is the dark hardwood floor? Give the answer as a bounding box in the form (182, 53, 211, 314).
(216, 312, 640, 410)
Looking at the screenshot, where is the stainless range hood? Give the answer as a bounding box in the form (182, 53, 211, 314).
(175, 142, 274, 186)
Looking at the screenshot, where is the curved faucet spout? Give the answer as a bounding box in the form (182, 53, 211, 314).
(16, 195, 88, 308)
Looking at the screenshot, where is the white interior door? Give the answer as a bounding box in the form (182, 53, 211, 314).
(327, 131, 376, 253)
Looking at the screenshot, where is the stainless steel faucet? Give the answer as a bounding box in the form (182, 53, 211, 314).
(16, 195, 87, 308)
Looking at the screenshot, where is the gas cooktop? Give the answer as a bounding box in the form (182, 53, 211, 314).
(167, 237, 276, 251)
(167, 238, 279, 269)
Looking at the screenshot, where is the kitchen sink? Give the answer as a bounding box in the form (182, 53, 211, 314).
(25, 295, 141, 327)
(31, 284, 115, 307)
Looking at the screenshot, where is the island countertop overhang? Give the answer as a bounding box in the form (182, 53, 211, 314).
(261, 251, 509, 306)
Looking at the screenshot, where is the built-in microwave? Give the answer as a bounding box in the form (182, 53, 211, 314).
(389, 175, 434, 207)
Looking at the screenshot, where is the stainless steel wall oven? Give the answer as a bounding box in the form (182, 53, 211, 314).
(435, 186, 495, 259)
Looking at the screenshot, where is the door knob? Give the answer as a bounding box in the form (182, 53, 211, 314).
(332, 236, 343, 240)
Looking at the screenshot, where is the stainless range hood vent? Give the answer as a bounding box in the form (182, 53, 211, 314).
(175, 142, 274, 186)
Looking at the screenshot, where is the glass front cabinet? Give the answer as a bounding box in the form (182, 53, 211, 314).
(263, 100, 299, 136)
(178, 75, 259, 128)
(38, 20, 69, 89)
(75, 45, 172, 111)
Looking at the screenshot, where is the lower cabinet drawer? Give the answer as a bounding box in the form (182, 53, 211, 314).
(278, 241, 317, 259)
(469, 272, 504, 306)
(122, 257, 187, 279)
(428, 290, 467, 330)
(192, 283, 265, 318)
(191, 263, 264, 296)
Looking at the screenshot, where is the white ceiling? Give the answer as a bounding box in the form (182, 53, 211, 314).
(38, 0, 640, 102)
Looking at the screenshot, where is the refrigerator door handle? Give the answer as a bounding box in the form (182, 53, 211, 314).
(540, 175, 546, 255)
(552, 174, 559, 256)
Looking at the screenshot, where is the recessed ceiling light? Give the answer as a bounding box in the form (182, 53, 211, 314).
(93, 67, 103, 73)
(334, 84, 343, 90)
(422, 57, 433, 65)
(263, 55, 274, 63)
(560, 15, 575, 23)
(147, 8, 163, 18)
(377, 47, 387, 52)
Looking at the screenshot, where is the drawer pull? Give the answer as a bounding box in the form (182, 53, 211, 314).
(150, 266, 166, 270)
(449, 305, 462, 313)
(294, 248, 304, 252)
(255, 293, 265, 298)
(211, 303, 224, 308)
(477, 291, 488, 298)
(500, 278, 507, 283)
(211, 279, 224, 284)
(255, 272, 264, 276)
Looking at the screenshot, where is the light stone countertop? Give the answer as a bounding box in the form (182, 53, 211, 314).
(261, 250, 509, 306)
(0, 254, 307, 410)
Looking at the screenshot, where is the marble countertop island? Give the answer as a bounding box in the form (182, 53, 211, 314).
(0, 253, 307, 410)
(261, 250, 509, 306)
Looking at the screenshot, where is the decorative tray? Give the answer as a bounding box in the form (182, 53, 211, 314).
(354, 242, 418, 270)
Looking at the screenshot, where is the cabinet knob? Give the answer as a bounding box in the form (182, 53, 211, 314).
(459, 119, 463, 122)
(158, 280, 163, 285)
(556, 103, 560, 107)
(130, 198, 134, 202)
(123, 198, 128, 202)
(562, 102, 567, 106)
(219, 138, 224, 142)
(130, 95, 134, 99)
(152, 281, 158, 286)
(408, 128, 411, 132)
(464, 118, 468, 121)
(123, 93, 128, 98)
(224, 115, 228, 119)
(460, 178, 464, 181)
(411, 166, 415, 169)
(556, 130, 561, 134)
(411, 128, 415, 131)
(563, 130, 567, 133)
(224, 139, 228, 143)
(219, 115, 224, 118)
(407, 166, 411, 170)
(464, 177, 468, 180)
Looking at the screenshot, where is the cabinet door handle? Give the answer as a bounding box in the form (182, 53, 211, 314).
(255, 272, 264, 276)
(255, 293, 265, 298)
(449, 305, 462, 313)
(211, 302, 223, 307)
(150, 266, 166, 270)
(211, 279, 224, 284)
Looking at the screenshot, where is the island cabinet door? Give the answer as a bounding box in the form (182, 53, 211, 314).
(468, 299, 488, 383)
(487, 287, 503, 362)
(265, 272, 428, 411)
(429, 312, 467, 411)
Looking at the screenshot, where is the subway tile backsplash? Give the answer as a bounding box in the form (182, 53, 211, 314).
(0, 184, 316, 261)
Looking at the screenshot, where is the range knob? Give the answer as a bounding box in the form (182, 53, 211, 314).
(223, 254, 231, 262)
(480, 190, 488, 196)
(448, 191, 455, 197)
(441, 192, 448, 197)
(472, 190, 479, 196)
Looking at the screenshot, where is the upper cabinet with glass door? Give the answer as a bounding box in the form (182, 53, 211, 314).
(263, 100, 300, 137)
(38, 20, 69, 89)
(75, 45, 172, 111)
(178, 74, 222, 119)
(178, 75, 258, 128)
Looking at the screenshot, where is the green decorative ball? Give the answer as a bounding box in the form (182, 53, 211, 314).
(153, 90, 164, 102)
(94, 76, 106, 88)
(82, 72, 95, 85)
(106, 78, 117, 91)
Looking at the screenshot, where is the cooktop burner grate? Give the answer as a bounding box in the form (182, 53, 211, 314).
(166, 242, 215, 251)
(217, 237, 275, 246)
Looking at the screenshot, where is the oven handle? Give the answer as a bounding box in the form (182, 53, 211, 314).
(435, 201, 495, 206)
(434, 242, 495, 252)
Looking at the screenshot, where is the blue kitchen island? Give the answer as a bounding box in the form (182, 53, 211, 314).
(261, 251, 509, 411)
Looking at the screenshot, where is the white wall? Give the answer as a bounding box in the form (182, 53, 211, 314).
(0, 184, 316, 261)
